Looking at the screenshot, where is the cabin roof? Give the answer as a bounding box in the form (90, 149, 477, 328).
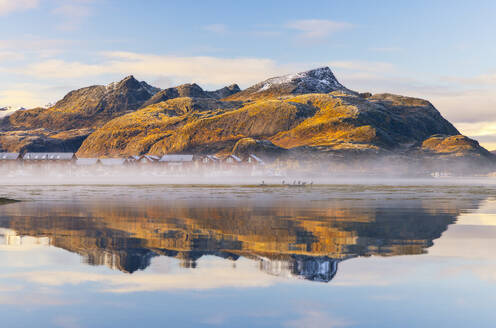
(226, 154, 242, 162)
(159, 155, 194, 162)
(23, 153, 75, 160)
(249, 154, 264, 163)
(0, 152, 20, 160)
(141, 155, 160, 161)
(99, 158, 126, 166)
(205, 155, 220, 161)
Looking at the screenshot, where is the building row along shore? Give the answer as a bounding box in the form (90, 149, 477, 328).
(1, 151, 484, 178)
(0, 152, 266, 169)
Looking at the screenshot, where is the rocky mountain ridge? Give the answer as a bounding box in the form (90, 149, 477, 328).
(3, 75, 159, 131)
(0, 67, 494, 170)
(226, 66, 355, 101)
(139, 82, 240, 109)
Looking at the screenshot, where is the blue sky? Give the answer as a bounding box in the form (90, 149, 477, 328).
(1, 0, 496, 147)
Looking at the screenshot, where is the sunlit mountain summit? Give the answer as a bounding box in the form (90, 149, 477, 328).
(1, 67, 493, 174)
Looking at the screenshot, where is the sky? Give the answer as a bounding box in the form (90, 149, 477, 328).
(0, 0, 496, 148)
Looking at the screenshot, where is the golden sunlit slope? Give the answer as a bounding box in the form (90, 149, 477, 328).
(0, 78, 239, 153)
(4, 76, 160, 131)
(77, 85, 481, 159)
(77, 96, 317, 156)
(422, 134, 493, 157)
(1, 66, 493, 162)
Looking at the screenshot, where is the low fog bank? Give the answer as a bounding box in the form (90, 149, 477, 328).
(1, 180, 494, 206)
(1, 161, 496, 186)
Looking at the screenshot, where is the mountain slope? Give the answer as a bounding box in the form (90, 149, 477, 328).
(1, 66, 492, 166)
(3, 76, 160, 131)
(76, 68, 480, 160)
(0, 128, 92, 153)
(139, 83, 240, 109)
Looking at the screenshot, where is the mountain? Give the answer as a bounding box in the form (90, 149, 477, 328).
(77, 67, 492, 169)
(139, 83, 240, 108)
(3, 75, 160, 131)
(206, 83, 241, 99)
(0, 76, 161, 152)
(0, 67, 493, 170)
(0, 77, 243, 153)
(225, 66, 355, 101)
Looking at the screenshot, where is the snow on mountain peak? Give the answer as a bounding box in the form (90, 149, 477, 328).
(256, 66, 350, 94)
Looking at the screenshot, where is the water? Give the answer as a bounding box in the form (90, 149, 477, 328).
(0, 184, 495, 327)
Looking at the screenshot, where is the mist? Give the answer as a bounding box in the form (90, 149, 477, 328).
(1, 158, 495, 186)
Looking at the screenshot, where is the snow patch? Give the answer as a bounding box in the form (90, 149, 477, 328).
(256, 66, 350, 94)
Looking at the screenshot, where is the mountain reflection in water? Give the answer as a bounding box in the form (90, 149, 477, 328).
(0, 197, 481, 282)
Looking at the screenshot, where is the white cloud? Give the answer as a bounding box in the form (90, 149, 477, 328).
(0, 0, 39, 16)
(448, 72, 496, 86)
(286, 19, 352, 40)
(52, 0, 94, 31)
(24, 59, 106, 79)
(328, 60, 397, 81)
(456, 121, 496, 138)
(472, 73, 496, 85)
(19, 52, 290, 87)
(454, 121, 496, 150)
(203, 24, 228, 34)
(104, 52, 288, 86)
(13, 266, 277, 293)
(16, 55, 399, 91)
(0, 88, 49, 109)
(0, 51, 24, 61)
(0, 38, 71, 58)
(426, 89, 496, 124)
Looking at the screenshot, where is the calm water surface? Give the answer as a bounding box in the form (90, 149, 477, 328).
(0, 184, 495, 327)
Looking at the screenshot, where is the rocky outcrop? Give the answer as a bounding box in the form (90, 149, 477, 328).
(421, 134, 492, 158)
(207, 84, 241, 99)
(139, 83, 240, 108)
